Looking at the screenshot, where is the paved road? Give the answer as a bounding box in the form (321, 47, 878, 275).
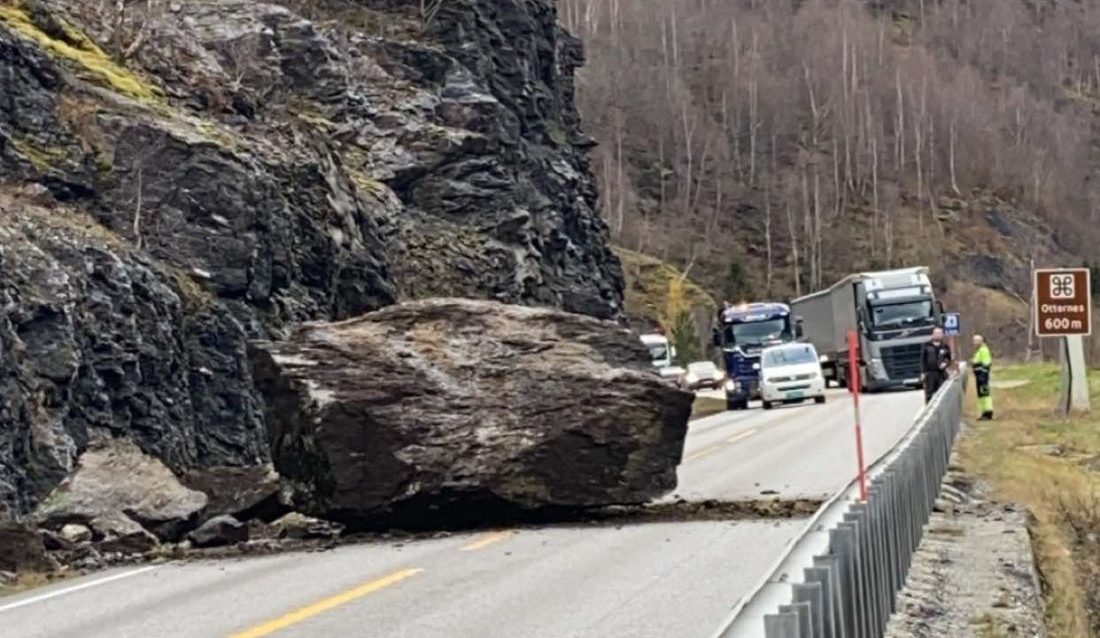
(675, 389, 925, 501)
(1, 389, 924, 638)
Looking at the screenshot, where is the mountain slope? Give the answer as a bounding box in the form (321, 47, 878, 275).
(568, 0, 1098, 358)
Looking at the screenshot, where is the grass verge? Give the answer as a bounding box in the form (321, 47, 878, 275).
(691, 395, 726, 420)
(959, 363, 1100, 638)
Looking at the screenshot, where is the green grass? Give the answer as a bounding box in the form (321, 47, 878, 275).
(0, 5, 162, 103)
(691, 395, 726, 420)
(961, 363, 1100, 638)
(613, 245, 716, 330)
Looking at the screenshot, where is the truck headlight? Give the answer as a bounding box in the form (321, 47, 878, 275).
(819, 354, 828, 363)
(870, 358, 886, 379)
(752, 362, 760, 370)
(724, 379, 737, 391)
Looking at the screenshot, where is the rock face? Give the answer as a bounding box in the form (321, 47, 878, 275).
(0, 0, 625, 514)
(251, 299, 692, 526)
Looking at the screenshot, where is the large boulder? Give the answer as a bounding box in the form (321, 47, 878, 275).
(251, 299, 692, 526)
(33, 438, 207, 541)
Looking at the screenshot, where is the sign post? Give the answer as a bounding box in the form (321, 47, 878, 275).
(943, 312, 961, 374)
(847, 330, 868, 502)
(1034, 268, 1092, 414)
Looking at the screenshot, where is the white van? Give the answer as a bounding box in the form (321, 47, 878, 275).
(759, 342, 827, 410)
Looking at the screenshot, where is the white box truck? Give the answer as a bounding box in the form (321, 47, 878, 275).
(791, 266, 943, 391)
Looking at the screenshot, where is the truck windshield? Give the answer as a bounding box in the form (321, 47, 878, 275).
(869, 301, 934, 327)
(725, 318, 790, 345)
(647, 344, 669, 361)
(763, 346, 818, 367)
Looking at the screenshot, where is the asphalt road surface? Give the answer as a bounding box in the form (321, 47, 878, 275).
(1, 389, 924, 638)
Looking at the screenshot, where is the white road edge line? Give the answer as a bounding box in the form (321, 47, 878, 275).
(0, 565, 160, 614)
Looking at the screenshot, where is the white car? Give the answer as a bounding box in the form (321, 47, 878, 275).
(680, 361, 724, 391)
(759, 343, 827, 410)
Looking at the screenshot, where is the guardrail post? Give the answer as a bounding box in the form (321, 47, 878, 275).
(826, 530, 857, 638)
(765, 611, 801, 638)
(806, 564, 838, 638)
(793, 582, 825, 638)
(779, 602, 813, 637)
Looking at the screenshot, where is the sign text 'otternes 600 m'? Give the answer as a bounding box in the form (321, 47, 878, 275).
(1034, 268, 1092, 337)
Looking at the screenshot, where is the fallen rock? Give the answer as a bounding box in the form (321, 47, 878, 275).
(0, 521, 53, 572)
(251, 299, 693, 526)
(247, 519, 279, 541)
(60, 524, 93, 545)
(34, 439, 207, 542)
(188, 515, 249, 548)
(91, 514, 160, 555)
(272, 513, 345, 540)
(180, 465, 281, 519)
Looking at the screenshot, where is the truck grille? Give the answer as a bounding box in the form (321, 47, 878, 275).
(881, 344, 922, 379)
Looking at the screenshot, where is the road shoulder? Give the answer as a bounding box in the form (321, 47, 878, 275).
(884, 465, 1045, 638)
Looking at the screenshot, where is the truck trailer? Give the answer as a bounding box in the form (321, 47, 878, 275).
(791, 267, 943, 391)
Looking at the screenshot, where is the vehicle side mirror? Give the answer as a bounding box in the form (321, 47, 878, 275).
(936, 301, 945, 315)
(670, 346, 678, 359)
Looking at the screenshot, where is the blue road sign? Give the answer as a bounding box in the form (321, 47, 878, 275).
(943, 312, 961, 336)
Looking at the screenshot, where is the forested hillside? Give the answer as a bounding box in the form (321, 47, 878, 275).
(567, 0, 1100, 357)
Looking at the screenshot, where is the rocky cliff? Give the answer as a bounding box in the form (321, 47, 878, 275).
(0, 0, 625, 515)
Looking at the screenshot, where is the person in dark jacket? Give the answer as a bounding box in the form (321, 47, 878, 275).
(920, 326, 952, 403)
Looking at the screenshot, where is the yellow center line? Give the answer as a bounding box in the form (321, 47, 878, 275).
(726, 428, 757, 444)
(227, 568, 422, 638)
(684, 443, 723, 462)
(460, 530, 515, 551)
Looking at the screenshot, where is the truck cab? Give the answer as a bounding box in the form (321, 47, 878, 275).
(713, 303, 802, 410)
(852, 271, 942, 389)
(640, 333, 683, 381)
(792, 266, 944, 392)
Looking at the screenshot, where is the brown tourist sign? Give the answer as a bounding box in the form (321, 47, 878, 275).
(1034, 268, 1092, 337)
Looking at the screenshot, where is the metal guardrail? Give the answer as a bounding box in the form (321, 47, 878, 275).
(711, 368, 968, 638)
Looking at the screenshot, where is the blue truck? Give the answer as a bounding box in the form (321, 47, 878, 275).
(713, 302, 803, 410)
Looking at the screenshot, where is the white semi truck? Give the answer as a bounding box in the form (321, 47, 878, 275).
(791, 266, 943, 391)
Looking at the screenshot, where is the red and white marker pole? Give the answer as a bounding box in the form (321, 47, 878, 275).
(847, 330, 869, 502)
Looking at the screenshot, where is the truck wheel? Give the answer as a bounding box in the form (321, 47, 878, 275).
(814, 395, 826, 405)
(762, 400, 774, 410)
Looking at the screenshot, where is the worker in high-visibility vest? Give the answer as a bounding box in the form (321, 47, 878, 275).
(971, 334, 994, 420)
